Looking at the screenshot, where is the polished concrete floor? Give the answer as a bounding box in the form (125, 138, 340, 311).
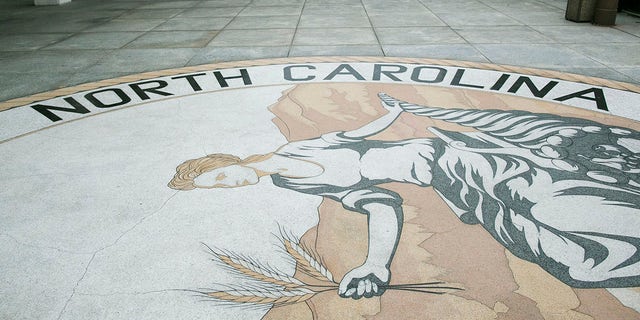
(0, 0, 639, 102)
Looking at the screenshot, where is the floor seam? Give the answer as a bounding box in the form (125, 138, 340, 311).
(360, 0, 384, 56)
(287, 0, 308, 57)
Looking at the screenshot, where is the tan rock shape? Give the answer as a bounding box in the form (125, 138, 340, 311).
(263, 83, 640, 319)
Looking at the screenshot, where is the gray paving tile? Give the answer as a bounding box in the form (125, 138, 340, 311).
(0, 11, 34, 22)
(306, 0, 362, 2)
(125, 31, 217, 48)
(475, 43, 603, 68)
(0, 18, 97, 34)
(61, 71, 136, 88)
(531, 25, 640, 43)
(455, 26, 554, 43)
(366, 8, 436, 17)
(568, 43, 640, 67)
(137, 1, 199, 9)
(77, 1, 144, 10)
(82, 48, 200, 73)
(382, 44, 489, 62)
(153, 17, 232, 31)
(364, 0, 430, 13)
(83, 19, 166, 32)
(30, 10, 126, 22)
(614, 23, 640, 37)
(118, 9, 184, 19)
(536, 0, 568, 10)
(436, 10, 523, 26)
(376, 27, 465, 45)
(226, 16, 299, 29)
(250, 0, 305, 5)
(178, 7, 244, 18)
(0, 50, 111, 73)
(617, 67, 640, 84)
(368, 11, 445, 27)
(547, 67, 636, 83)
(197, 0, 250, 7)
(485, 0, 561, 13)
(503, 10, 573, 25)
(289, 45, 383, 56)
(188, 46, 290, 65)
(238, 6, 303, 16)
(365, 0, 425, 5)
(0, 51, 18, 62)
(0, 0, 638, 98)
(302, 4, 366, 16)
(46, 32, 144, 50)
(615, 12, 640, 25)
(299, 14, 371, 28)
(293, 28, 378, 46)
(208, 29, 295, 46)
(423, 1, 489, 14)
(0, 34, 72, 51)
(0, 11, 12, 20)
(0, 6, 33, 20)
(305, 0, 362, 4)
(0, 72, 73, 101)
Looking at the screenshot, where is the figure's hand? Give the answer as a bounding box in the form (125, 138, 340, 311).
(338, 264, 390, 299)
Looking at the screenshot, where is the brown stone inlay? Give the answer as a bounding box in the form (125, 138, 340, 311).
(263, 83, 639, 319)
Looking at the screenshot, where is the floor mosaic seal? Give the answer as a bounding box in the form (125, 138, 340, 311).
(2, 57, 640, 319)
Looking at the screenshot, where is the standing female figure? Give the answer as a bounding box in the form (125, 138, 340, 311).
(170, 93, 640, 299)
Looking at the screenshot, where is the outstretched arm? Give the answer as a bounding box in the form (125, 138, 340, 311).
(343, 98, 403, 139)
(338, 189, 403, 299)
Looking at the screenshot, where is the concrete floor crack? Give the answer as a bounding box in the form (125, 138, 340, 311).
(53, 191, 179, 319)
(55, 252, 96, 320)
(96, 190, 179, 252)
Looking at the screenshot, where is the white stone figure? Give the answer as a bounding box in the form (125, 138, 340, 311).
(170, 93, 640, 299)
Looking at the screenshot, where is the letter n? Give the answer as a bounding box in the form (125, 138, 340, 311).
(31, 97, 90, 122)
(508, 76, 558, 98)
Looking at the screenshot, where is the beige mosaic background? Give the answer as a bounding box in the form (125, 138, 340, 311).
(264, 83, 640, 319)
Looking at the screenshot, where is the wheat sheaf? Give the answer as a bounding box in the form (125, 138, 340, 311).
(196, 231, 462, 308)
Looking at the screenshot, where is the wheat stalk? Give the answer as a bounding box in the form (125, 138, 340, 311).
(212, 249, 304, 289)
(198, 235, 463, 308)
(205, 287, 316, 307)
(283, 240, 334, 283)
(276, 228, 334, 284)
(197, 233, 336, 308)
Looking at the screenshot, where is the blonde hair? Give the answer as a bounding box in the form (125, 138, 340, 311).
(168, 153, 272, 190)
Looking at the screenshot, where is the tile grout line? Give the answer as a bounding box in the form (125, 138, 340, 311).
(118, 16, 182, 50)
(183, 3, 249, 66)
(286, 0, 307, 57)
(559, 42, 635, 74)
(461, 0, 525, 64)
(360, 0, 385, 56)
(35, 2, 133, 52)
(417, 0, 493, 63)
(613, 25, 640, 39)
(51, 2, 150, 70)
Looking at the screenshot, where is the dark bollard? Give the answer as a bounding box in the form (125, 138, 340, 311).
(566, 0, 597, 22)
(593, 0, 619, 25)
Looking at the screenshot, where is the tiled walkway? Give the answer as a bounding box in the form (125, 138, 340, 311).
(1, 0, 639, 102)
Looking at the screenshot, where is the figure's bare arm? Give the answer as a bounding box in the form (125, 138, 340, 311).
(338, 202, 403, 299)
(343, 100, 403, 139)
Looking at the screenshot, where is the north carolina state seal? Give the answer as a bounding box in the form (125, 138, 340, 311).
(1, 58, 639, 319)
